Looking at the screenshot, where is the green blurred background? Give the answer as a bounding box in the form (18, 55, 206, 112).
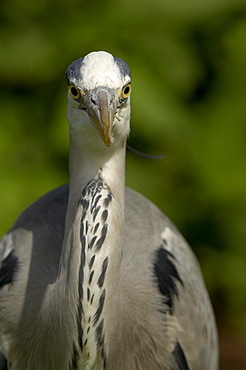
(0, 0, 246, 368)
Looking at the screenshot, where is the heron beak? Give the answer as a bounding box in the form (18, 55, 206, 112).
(87, 88, 116, 147)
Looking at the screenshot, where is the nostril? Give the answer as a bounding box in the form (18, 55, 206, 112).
(91, 98, 96, 105)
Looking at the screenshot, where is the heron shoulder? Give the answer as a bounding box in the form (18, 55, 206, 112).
(124, 187, 218, 369)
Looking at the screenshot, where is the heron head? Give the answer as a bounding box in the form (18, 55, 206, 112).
(66, 51, 132, 148)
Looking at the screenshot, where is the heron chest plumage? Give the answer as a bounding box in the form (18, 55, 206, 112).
(77, 178, 113, 369)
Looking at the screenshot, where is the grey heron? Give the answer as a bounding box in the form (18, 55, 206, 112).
(0, 51, 218, 370)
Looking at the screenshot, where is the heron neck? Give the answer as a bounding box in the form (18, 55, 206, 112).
(67, 135, 126, 226)
(59, 132, 127, 271)
(55, 134, 126, 365)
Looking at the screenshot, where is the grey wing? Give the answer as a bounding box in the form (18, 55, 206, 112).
(124, 187, 219, 370)
(159, 223, 219, 369)
(0, 184, 69, 367)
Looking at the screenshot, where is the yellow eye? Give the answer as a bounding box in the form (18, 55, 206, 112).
(68, 85, 81, 100)
(121, 83, 132, 99)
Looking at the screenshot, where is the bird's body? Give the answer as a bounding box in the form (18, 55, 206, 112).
(0, 51, 218, 370)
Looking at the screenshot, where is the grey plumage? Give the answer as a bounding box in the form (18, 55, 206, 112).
(0, 51, 218, 369)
